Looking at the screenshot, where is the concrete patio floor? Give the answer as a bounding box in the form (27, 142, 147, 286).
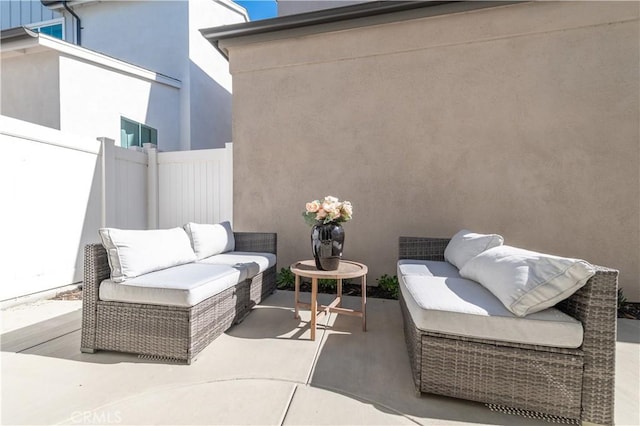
(1, 290, 639, 425)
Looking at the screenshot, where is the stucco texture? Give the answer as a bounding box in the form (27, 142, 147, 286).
(1, 51, 61, 130)
(226, 2, 640, 300)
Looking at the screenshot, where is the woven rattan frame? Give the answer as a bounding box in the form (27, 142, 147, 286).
(398, 236, 618, 425)
(81, 232, 277, 364)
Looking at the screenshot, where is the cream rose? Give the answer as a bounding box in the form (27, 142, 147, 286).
(306, 201, 321, 213)
(327, 207, 341, 220)
(322, 200, 337, 213)
(342, 201, 353, 217)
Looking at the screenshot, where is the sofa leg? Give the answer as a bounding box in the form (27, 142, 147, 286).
(80, 347, 96, 354)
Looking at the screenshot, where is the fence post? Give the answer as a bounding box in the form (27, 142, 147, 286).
(97, 137, 116, 228)
(223, 142, 234, 225)
(144, 143, 159, 229)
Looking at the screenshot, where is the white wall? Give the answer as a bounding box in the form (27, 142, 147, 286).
(60, 0, 244, 150)
(2, 0, 242, 151)
(0, 118, 151, 301)
(58, 54, 182, 151)
(72, 1, 191, 149)
(1, 45, 182, 152)
(0, 116, 102, 301)
(0, 51, 61, 130)
(187, 0, 243, 149)
(76, 1, 188, 79)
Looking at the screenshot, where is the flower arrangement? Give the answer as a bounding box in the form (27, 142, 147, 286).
(303, 195, 353, 226)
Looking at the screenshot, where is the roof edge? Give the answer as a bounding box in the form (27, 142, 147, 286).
(200, 1, 519, 59)
(1, 28, 182, 89)
(0, 27, 39, 43)
(201, 1, 454, 43)
(40, 0, 98, 10)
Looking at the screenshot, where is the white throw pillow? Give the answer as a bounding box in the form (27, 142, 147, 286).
(443, 229, 504, 269)
(183, 221, 235, 260)
(459, 245, 596, 317)
(99, 227, 197, 283)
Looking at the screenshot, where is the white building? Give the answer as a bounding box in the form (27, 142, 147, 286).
(2, 28, 182, 150)
(1, 0, 247, 150)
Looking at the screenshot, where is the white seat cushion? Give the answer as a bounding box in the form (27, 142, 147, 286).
(99, 263, 247, 307)
(198, 251, 276, 278)
(399, 273, 584, 348)
(459, 245, 596, 317)
(397, 259, 461, 278)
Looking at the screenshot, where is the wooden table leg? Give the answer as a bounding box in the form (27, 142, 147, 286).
(362, 274, 367, 332)
(337, 278, 343, 307)
(311, 277, 318, 341)
(294, 273, 300, 320)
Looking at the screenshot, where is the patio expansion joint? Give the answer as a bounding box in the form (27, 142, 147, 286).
(304, 311, 331, 385)
(50, 377, 307, 425)
(278, 382, 299, 426)
(276, 311, 332, 425)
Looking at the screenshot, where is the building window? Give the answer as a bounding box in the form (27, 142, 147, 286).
(121, 117, 158, 149)
(28, 19, 64, 40)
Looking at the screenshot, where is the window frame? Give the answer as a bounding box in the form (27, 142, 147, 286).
(120, 116, 158, 149)
(27, 18, 65, 40)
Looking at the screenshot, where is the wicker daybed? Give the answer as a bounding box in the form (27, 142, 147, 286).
(398, 236, 618, 425)
(81, 231, 277, 364)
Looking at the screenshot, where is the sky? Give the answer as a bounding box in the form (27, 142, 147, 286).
(234, 0, 278, 21)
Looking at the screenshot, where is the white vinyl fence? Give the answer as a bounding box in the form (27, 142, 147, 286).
(157, 146, 233, 229)
(0, 115, 232, 301)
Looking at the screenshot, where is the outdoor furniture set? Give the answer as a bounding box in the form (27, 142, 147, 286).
(398, 230, 618, 425)
(80, 222, 276, 364)
(80, 224, 618, 424)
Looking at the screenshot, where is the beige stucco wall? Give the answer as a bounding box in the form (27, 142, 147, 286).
(225, 2, 640, 300)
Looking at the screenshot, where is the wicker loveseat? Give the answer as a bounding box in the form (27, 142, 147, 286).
(81, 226, 277, 364)
(398, 235, 618, 425)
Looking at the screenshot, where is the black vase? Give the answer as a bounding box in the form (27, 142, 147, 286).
(311, 222, 345, 271)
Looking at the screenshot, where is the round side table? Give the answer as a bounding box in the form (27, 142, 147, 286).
(290, 260, 368, 341)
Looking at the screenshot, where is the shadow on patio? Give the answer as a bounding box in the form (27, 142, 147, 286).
(1, 291, 638, 425)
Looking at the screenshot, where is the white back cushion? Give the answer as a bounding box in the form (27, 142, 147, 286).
(459, 245, 596, 317)
(99, 227, 197, 283)
(443, 229, 504, 269)
(183, 221, 235, 260)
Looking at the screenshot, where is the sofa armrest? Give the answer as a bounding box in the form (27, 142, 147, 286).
(557, 265, 618, 424)
(83, 243, 110, 301)
(81, 243, 111, 351)
(234, 232, 277, 254)
(399, 236, 450, 261)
